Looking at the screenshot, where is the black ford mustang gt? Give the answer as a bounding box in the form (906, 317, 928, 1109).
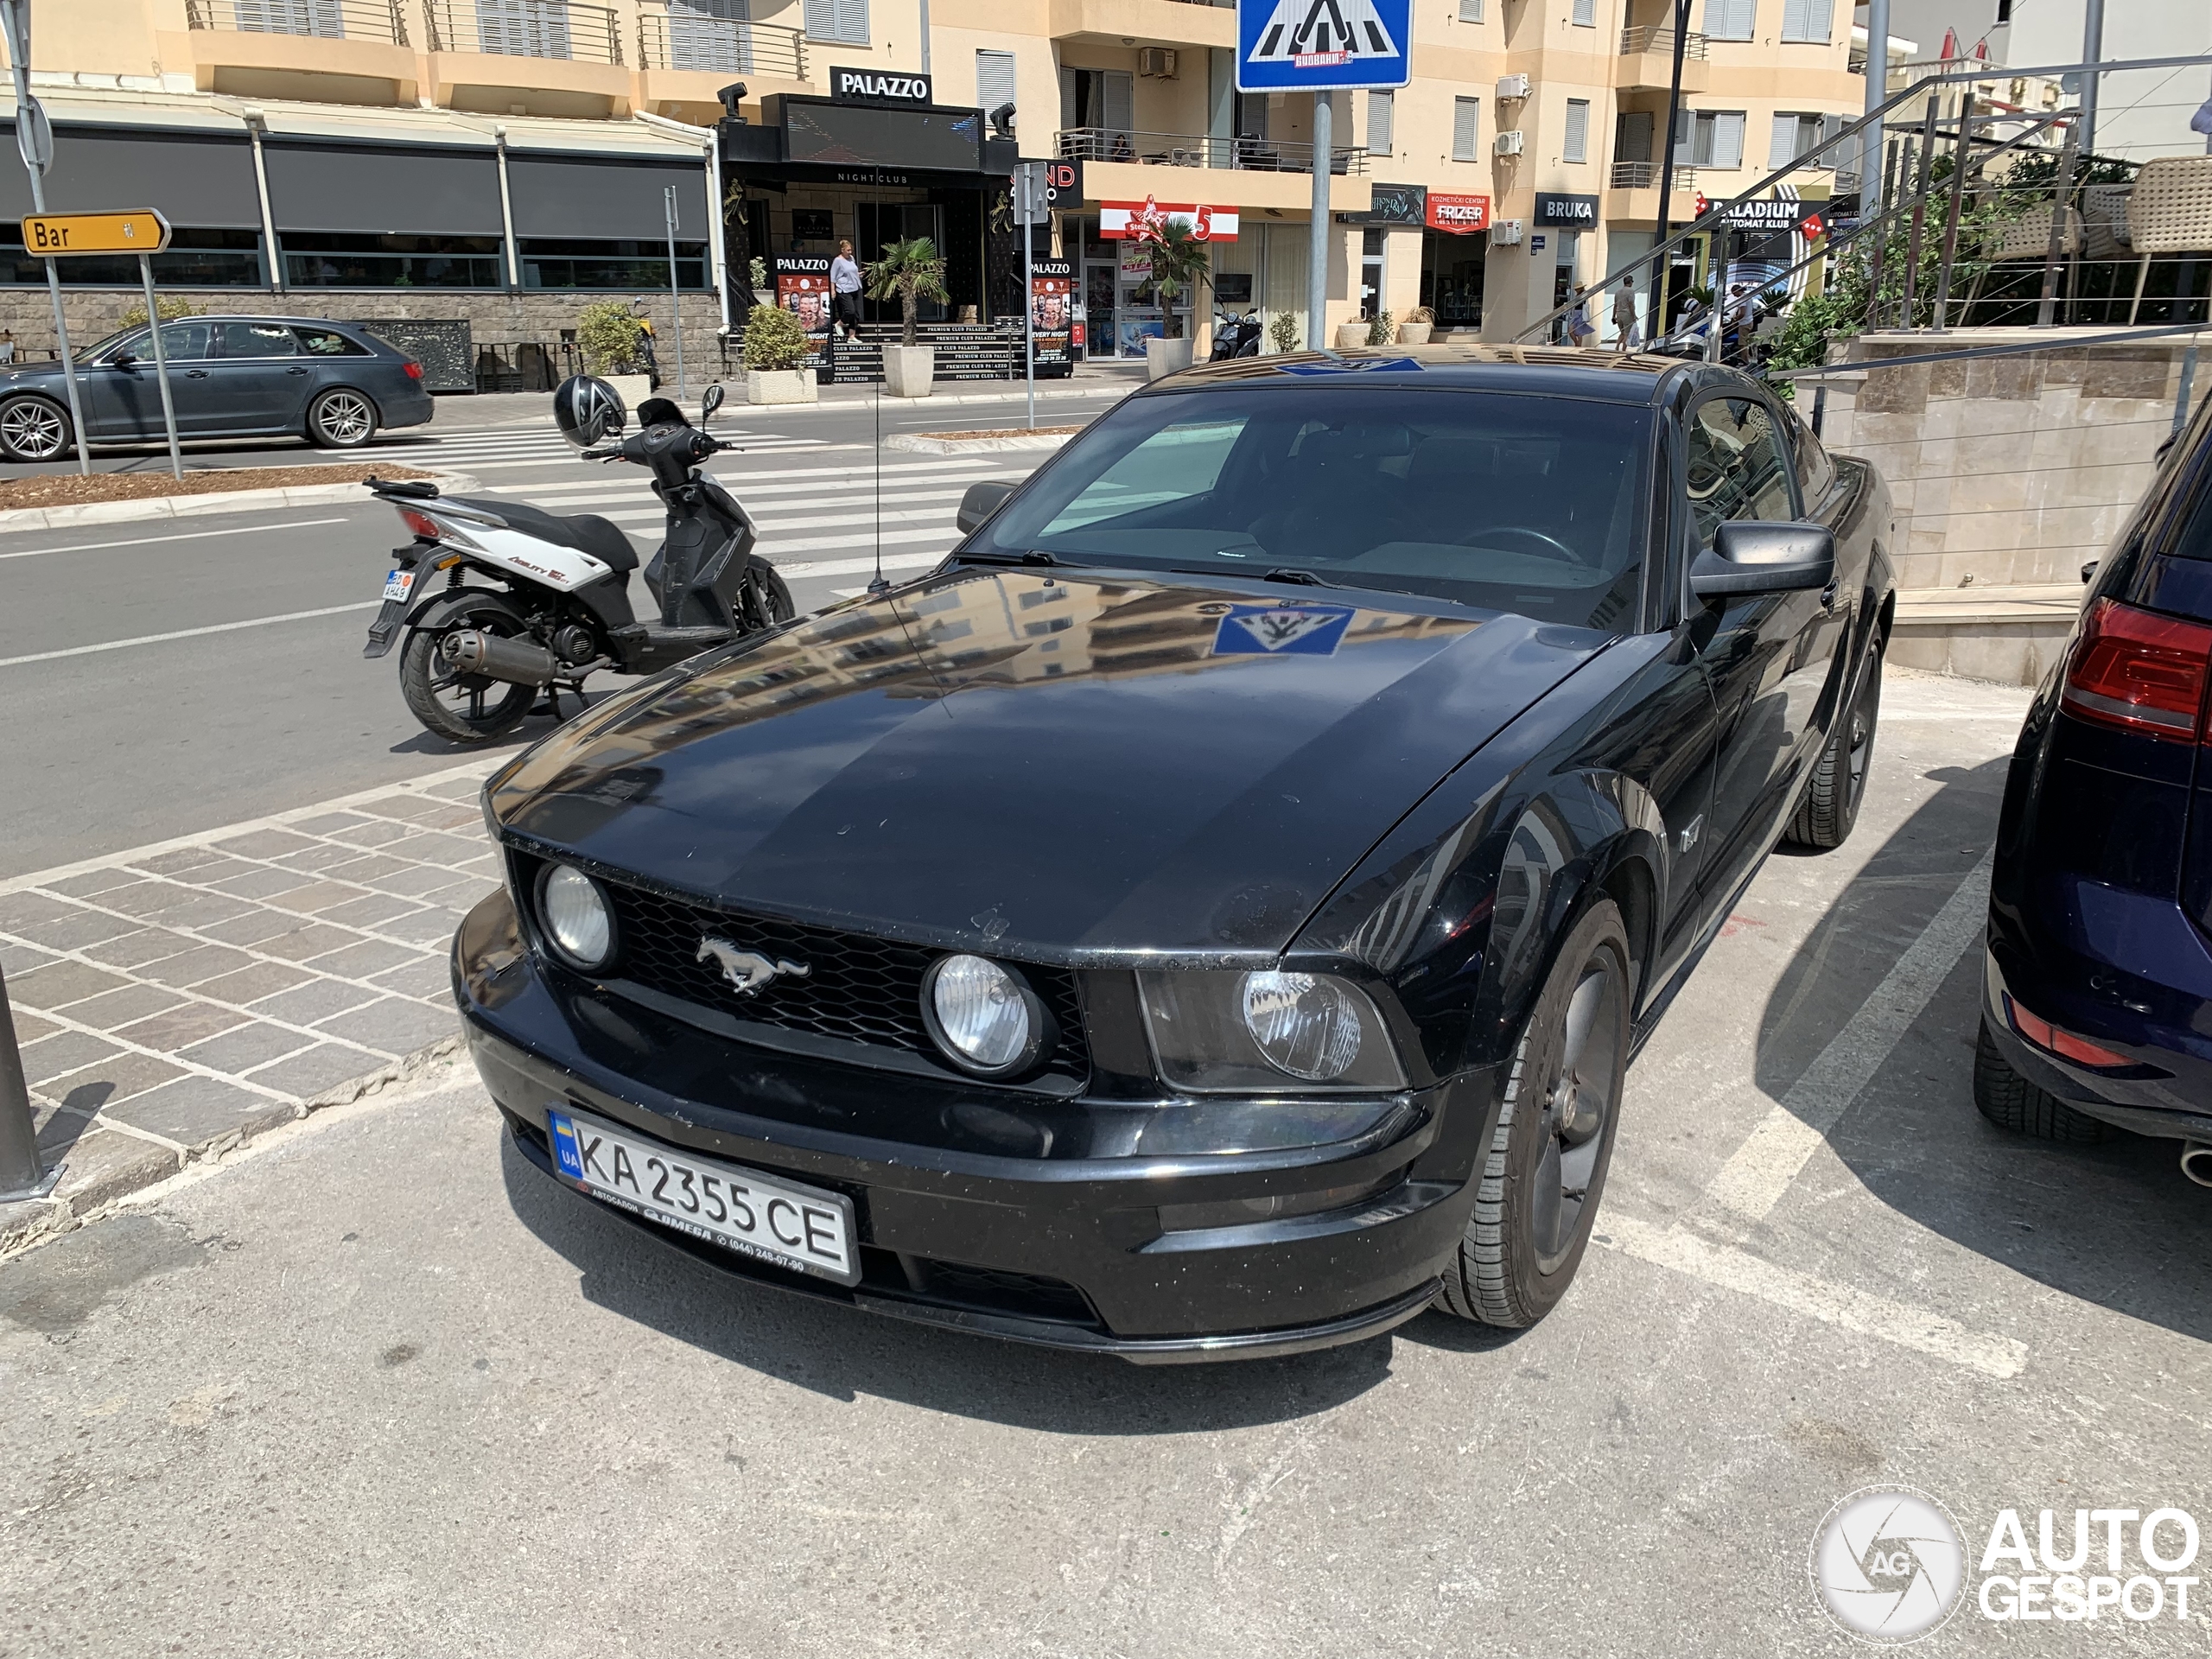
(454, 349, 1896, 1362)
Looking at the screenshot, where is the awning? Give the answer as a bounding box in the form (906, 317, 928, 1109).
(506, 156, 711, 240)
(264, 143, 505, 237)
(0, 124, 259, 228)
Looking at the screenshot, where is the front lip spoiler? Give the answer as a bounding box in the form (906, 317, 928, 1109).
(510, 1122, 1441, 1363)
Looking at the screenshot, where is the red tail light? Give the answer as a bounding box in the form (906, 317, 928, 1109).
(2061, 597, 2212, 741)
(403, 359, 424, 379)
(2004, 992, 2133, 1070)
(399, 507, 441, 540)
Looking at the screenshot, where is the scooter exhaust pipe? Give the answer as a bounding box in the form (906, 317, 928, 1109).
(440, 628, 556, 687)
(2181, 1141, 2212, 1189)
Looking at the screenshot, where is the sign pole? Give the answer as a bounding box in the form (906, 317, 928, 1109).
(3, 1, 90, 476)
(1308, 92, 1332, 351)
(664, 184, 687, 398)
(1020, 163, 1037, 430)
(135, 252, 183, 481)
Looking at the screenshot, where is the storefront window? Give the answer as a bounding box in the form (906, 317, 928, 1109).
(283, 233, 502, 289)
(520, 238, 710, 290)
(0, 229, 264, 288)
(1420, 230, 1485, 327)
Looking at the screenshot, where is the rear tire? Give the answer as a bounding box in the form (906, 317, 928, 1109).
(752, 556, 795, 626)
(307, 387, 378, 449)
(1786, 632, 1884, 851)
(1437, 898, 1633, 1329)
(398, 591, 538, 745)
(0, 394, 73, 462)
(1973, 1017, 2115, 1144)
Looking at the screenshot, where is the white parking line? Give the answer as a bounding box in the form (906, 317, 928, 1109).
(0, 517, 349, 562)
(0, 602, 379, 668)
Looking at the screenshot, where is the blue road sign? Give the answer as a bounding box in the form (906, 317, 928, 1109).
(1236, 0, 1413, 92)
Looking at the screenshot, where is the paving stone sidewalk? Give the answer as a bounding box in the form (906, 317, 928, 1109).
(0, 760, 507, 1249)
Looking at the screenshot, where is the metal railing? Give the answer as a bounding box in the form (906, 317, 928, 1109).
(1057, 128, 1369, 175)
(185, 0, 409, 43)
(636, 7, 804, 78)
(424, 0, 621, 63)
(1619, 24, 1707, 58)
(1609, 162, 1695, 190)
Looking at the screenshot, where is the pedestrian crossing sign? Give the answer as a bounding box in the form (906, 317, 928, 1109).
(1237, 0, 1412, 92)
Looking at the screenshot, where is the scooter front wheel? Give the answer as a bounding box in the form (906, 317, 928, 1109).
(398, 592, 540, 745)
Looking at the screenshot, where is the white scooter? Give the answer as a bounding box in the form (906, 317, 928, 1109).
(361, 377, 793, 744)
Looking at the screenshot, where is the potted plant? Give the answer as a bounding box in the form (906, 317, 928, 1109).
(1141, 219, 1210, 379)
(577, 299, 652, 407)
(864, 236, 950, 397)
(1334, 316, 1369, 349)
(1365, 308, 1395, 346)
(1400, 305, 1434, 345)
(741, 303, 817, 404)
(1267, 310, 1303, 354)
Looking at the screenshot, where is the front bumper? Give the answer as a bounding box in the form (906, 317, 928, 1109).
(457, 889, 1496, 1363)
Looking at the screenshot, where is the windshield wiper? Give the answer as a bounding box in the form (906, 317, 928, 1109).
(957, 549, 1061, 567)
(1262, 567, 1343, 588)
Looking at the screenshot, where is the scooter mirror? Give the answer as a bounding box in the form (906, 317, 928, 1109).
(701, 382, 725, 423)
(553, 374, 628, 449)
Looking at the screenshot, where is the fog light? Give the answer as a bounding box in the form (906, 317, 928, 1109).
(539, 864, 613, 969)
(925, 954, 1046, 1077)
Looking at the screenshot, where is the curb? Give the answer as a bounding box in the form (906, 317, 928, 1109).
(0, 469, 483, 534)
(0, 1030, 467, 1258)
(884, 431, 1076, 455)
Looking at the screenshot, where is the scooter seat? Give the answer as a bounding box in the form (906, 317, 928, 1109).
(446, 495, 639, 574)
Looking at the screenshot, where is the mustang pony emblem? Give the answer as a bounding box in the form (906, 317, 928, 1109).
(696, 938, 810, 996)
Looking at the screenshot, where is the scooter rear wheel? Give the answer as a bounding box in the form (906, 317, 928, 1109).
(399, 591, 540, 745)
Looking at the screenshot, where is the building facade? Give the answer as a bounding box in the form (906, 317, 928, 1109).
(0, 0, 1885, 372)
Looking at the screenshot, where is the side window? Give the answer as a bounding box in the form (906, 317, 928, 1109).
(105, 329, 152, 363)
(1684, 397, 1796, 547)
(1783, 403, 1835, 504)
(217, 321, 297, 359)
(154, 321, 214, 362)
(294, 327, 370, 356)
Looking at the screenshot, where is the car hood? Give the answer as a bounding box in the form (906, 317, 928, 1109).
(490, 567, 1606, 962)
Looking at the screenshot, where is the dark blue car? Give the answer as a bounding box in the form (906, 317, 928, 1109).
(1979, 387, 2212, 1185)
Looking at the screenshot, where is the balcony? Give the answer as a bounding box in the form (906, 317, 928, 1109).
(425, 0, 621, 63)
(422, 0, 632, 116)
(637, 9, 806, 80)
(1058, 128, 1368, 175)
(1608, 162, 1697, 189)
(1050, 0, 1236, 50)
(1617, 25, 1709, 93)
(1058, 129, 1370, 217)
(175, 0, 421, 100)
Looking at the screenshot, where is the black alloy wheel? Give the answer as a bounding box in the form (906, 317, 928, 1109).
(307, 387, 378, 448)
(0, 394, 73, 462)
(1786, 633, 1885, 851)
(1438, 897, 1633, 1329)
(397, 592, 539, 744)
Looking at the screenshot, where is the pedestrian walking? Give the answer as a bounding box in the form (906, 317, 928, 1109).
(830, 238, 864, 341)
(1567, 285, 1597, 346)
(1611, 275, 1639, 348)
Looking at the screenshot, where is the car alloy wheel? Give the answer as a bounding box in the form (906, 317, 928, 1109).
(0, 396, 69, 461)
(309, 390, 376, 448)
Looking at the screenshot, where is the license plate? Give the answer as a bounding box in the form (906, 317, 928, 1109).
(546, 1108, 859, 1286)
(383, 568, 415, 602)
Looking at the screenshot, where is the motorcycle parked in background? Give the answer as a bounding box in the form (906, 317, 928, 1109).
(362, 375, 794, 745)
(1210, 310, 1262, 361)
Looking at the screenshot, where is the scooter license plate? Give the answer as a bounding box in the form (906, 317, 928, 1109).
(382, 569, 415, 602)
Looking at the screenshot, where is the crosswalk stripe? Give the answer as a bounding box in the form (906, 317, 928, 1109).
(779, 550, 945, 581)
(493, 484, 979, 512)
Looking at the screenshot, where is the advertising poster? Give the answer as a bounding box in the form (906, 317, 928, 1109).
(1029, 258, 1074, 373)
(772, 253, 833, 367)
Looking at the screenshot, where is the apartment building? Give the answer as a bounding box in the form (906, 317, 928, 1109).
(0, 0, 1876, 368)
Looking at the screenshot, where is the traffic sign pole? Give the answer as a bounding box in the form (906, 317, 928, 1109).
(1308, 93, 1332, 351)
(137, 252, 183, 481)
(1020, 162, 1037, 430)
(3, 0, 92, 476)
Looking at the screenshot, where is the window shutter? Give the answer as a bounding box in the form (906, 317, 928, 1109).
(1713, 110, 1745, 168)
(1564, 99, 1589, 163)
(1678, 112, 1699, 165)
(1367, 88, 1394, 156)
(801, 0, 831, 38)
(976, 49, 1016, 115)
(1705, 0, 1754, 40)
(1769, 111, 1799, 168)
(1452, 95, 1480, 162)
(1571, 0, 1594, 24)
(1784, 0, 1833, 41)
(1781, 0, 1808, 38)
(837, 0, 868, 44)
(1616, 109, 1653, 163)
(1458, 0, 1484, 19)
(1059, 66, 1079, 130)
(1103, 70, 1134, 142)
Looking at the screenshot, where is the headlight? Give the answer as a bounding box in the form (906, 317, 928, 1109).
(1140, 969, 1406, 1093)
(539, 864, 614, 969)
(923, 954, 1046, 1077)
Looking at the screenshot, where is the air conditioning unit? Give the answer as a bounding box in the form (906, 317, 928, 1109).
(1491, 219, 1524, 245)
(1495, 73, 1530, 100)
(1494, 129, 1525, 156)
(1137, 48, 1178, 79)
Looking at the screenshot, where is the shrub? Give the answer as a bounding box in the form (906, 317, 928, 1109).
(1366, 308, 1395, 346)
(576, 299, 644, 375)
(742, 303, 811, 372)
(1268, 310, 1303, 353)
(863, 237, 951, 347)
(118, 296, 197, 329)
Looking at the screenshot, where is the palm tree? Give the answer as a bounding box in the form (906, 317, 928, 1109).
(863, 237, 951, 347)
(1144, 220, 1212, 340)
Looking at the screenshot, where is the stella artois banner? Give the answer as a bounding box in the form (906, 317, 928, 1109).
(1099, 197, 1242, 241)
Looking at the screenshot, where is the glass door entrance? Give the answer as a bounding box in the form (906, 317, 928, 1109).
(855, 201, 948, 325)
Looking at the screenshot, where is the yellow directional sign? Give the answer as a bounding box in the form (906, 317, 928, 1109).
(20, 209, 171, 257)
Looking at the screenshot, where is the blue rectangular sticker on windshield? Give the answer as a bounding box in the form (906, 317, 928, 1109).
(548, 1110, 586, 1179)
(1278, 357, 1424, 376)
(1213, 603, 1356, 657)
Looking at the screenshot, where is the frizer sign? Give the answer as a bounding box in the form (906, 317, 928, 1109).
(1237, 0, 1412, 92)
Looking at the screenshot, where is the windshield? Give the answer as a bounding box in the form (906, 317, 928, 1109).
(968, 385, 1654, 629)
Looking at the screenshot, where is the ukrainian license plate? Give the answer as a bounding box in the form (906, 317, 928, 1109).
(546, 1108, 858, 1286)
(382, 568, 415, 602)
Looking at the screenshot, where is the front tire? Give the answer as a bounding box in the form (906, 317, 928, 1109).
(0, 394, 73, 462)
(398, 591, 538, 744)
(307, 387, 378, 449)
(1972, 1017, 2114, 1144)
(1438, 898, 1633, 1329)
(1785, 632, 1884, 851)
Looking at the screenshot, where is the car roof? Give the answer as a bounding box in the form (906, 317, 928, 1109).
(1153, 344, 1752, 407)
(129, 315, 385, 334)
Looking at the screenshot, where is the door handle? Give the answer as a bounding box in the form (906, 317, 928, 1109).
(285, 365, 309, 375)
(185, 369, 209, 378)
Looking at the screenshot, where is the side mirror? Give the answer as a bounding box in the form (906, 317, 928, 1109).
(701, 382, 725, 423)
(956, 480, 1018, 535)
(1690, 520, 1836, 603)
(111, 351, 137, 366)
(2081, 559, 2099, 584)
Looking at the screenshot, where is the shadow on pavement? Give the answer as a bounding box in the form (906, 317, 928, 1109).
(499, 1134, 1399, 1431)
(1755, 755, 2212, 1344)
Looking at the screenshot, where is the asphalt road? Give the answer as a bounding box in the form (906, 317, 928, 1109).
(3, 671, 2206, 1656)
(0, 384, 1132, 878)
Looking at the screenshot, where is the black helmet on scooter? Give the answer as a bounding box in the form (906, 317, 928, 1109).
(554, 375, 627, 449)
